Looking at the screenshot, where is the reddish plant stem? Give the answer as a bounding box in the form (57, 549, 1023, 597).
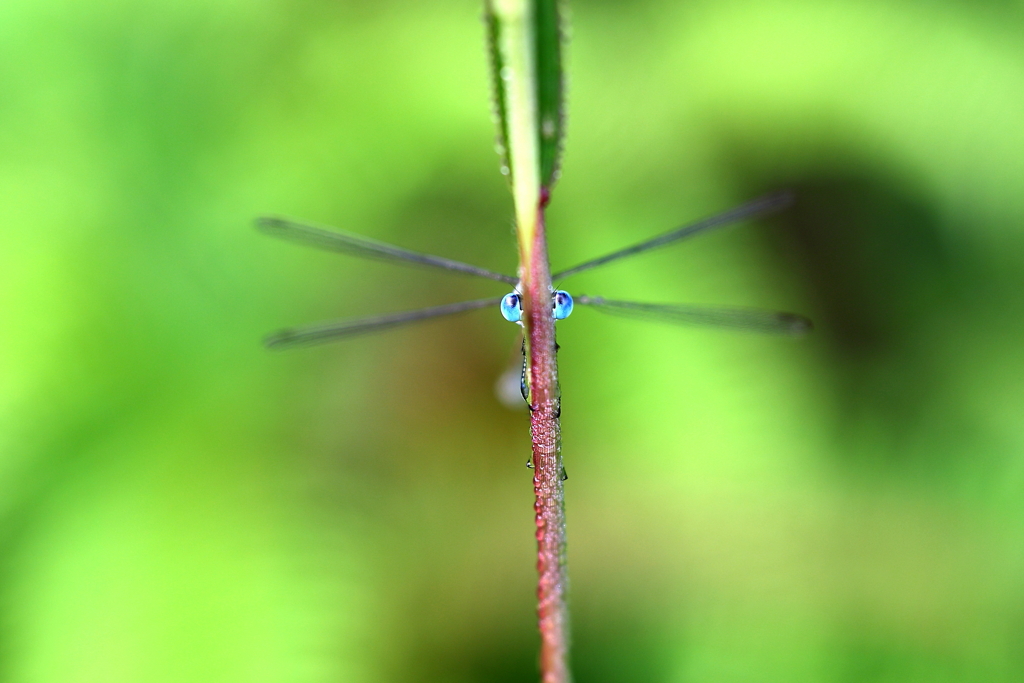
(523, 194, 569, 683)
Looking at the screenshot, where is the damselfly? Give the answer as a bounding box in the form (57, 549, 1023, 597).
(259, 193, 811, 398)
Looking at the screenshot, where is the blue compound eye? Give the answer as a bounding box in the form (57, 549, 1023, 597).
(552, 290, 574, 320)
(500, 293, 522, 322)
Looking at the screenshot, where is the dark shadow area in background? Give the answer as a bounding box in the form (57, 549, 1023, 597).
(571, 603, 674, 683)
(763, 173, 962, 469)
(437, 602, 673, 683)
(407, 621, 536, 683)
(781, 175, 948, 361)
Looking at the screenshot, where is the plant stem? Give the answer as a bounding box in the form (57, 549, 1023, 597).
(525, 192, 569, 683)
(486, 1, 570, 678)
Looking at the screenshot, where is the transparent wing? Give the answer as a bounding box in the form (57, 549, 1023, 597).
(552, 192, 792, 281)
(575, 295, 811, 335)
(265, 297, 504, 349)
(258, 216, 518, 285)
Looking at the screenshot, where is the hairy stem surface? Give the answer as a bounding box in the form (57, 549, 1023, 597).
(525, 195, 568, 683)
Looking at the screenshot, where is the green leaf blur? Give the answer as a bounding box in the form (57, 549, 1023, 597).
(2, 1, 1024, 682)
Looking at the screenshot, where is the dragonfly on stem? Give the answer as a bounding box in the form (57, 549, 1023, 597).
(259, 192, 811, 400)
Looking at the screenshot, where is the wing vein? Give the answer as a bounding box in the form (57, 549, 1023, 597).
(266, 297, 504, 349)
(258, 216, 518, 285)
(552, 192, 792, 281)
(576, 295, 811, 335)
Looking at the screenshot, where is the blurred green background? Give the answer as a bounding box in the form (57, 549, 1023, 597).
(4, 0, 1024, 681)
